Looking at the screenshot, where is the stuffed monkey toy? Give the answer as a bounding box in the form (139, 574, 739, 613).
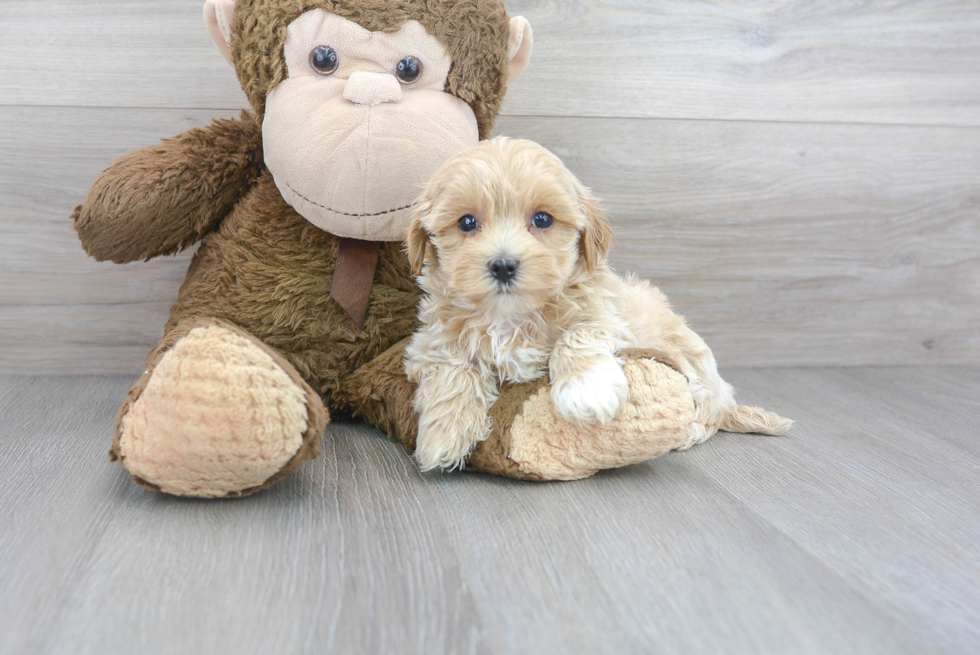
(72, 0, 705, 498)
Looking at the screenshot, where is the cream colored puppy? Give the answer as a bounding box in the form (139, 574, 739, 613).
(405, 137, 791, 472)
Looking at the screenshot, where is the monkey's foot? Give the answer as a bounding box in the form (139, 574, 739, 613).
(113, 320, 327, 498)
(469, 349, 697, 480)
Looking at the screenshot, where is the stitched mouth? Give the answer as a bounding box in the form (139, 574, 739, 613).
(287, 182, 416, 218)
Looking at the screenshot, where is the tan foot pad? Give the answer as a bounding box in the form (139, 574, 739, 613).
(117, 325, 310, 497)
(506, 355, 696, 480)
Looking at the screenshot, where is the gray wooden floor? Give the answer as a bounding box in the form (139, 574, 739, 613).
(2, 367, 978, 655)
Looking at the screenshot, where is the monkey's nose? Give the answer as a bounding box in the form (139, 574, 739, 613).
(489, 258, 520, 284)
(343, 72, 403, 105)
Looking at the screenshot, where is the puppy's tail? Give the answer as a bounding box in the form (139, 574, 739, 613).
(719, 405, 793, 436)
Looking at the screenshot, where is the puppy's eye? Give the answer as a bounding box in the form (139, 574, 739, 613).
(310, 46, 339, 75)
(532, 212, 554, 229)
(457, 215, 478, 233)
(395, 56, 422, 84)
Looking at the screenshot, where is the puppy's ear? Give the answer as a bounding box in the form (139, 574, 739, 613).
(578, 191, 614, 272)
(405, 217, 430, 277)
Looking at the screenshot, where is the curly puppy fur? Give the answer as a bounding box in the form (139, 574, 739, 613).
(405, 138, 792, 471)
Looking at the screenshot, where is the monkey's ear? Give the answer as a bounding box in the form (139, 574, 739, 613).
(204, 0, 236, 66)
(578, 190, 614, 273)
(406, 217, 431, 278)
(507, 17, 534, 81)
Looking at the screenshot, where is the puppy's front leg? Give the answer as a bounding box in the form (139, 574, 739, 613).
(550, 329, 630, 426)
(412, 363, 498, 472)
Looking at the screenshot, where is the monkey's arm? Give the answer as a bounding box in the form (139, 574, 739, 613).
(72, 111, 263, 263)
(343, 339, 701, 482)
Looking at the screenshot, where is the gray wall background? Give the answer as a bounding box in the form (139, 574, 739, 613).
(1, 0, 978, 374)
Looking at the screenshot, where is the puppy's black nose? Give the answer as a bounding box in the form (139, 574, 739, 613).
(489, 258, 520, 284)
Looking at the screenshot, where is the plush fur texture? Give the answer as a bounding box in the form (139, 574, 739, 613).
(405, 138, 792, 471)
(117, 322, 312, 497)
(111, 317, 329, 498)
(505, 350, 697, 480)
(232, 0, 511, 138)
(162, 171, 422, 404)
(72, 111, 263, 264)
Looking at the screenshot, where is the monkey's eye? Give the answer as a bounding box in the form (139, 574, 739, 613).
(458, 215, 478, 233)
(310, 46, 339, 75)
(532, 212, 554, 229)
(395, 56, 422, 84)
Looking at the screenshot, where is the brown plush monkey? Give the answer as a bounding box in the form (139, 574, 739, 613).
(72, 0, 700, 498)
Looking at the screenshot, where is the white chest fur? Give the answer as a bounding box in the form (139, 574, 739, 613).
(482, 314, 551, 384)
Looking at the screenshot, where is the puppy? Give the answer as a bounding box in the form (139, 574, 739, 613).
(404, 137, 791, 472)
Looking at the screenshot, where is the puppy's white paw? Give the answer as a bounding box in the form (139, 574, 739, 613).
(414, 409, 492, 473)
(552, 357, 629, 426)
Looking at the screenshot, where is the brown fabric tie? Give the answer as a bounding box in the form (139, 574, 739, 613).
(330, 238, 382, 330)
